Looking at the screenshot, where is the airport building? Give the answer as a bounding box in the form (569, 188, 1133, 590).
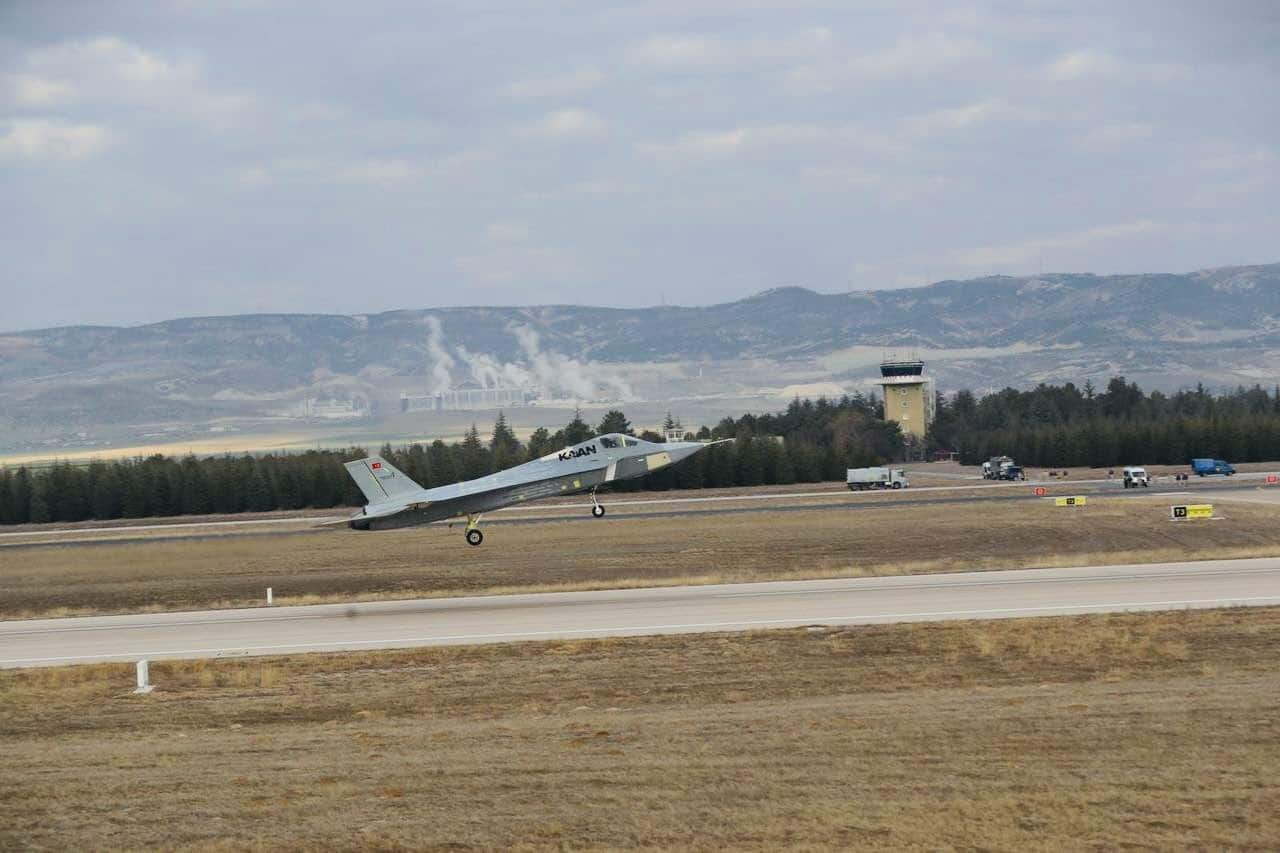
(400, 385, 537, 413)
(873, 357, 935, 456)
(303, 398, 370, 419)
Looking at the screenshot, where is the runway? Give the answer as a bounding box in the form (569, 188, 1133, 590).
(3, 557, 1278, 668)
(3, 471, 1275, 550)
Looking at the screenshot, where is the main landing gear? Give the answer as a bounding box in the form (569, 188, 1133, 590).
(591, 488, 606, 518)
(465, 513, 484, 546)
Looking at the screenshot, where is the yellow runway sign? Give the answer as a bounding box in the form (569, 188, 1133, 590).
(1054, 496, 1087, 507)
(1170, 504, 1214, 520)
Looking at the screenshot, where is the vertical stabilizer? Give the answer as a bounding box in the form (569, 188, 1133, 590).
(343, 456, 423, 503)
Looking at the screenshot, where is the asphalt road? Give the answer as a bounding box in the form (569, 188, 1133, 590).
(3, 558, 1278, 668)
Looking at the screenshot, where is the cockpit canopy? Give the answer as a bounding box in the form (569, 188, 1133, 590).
(598, 434, 641, 449)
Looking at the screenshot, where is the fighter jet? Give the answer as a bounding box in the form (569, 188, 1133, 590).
(343, 433, 724, 545)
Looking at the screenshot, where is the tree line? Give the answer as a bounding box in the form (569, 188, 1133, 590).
(0, 396, 899, 525)
(5, 377, 1278, 525)
(930, 377, 1280, 467)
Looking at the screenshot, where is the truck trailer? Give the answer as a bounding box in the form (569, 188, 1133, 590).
(847, 467, 909, 490)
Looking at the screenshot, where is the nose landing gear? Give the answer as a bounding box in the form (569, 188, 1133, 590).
(591, 488, 606, 518)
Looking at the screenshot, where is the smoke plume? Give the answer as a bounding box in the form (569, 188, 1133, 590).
(423, 318, 633, 401)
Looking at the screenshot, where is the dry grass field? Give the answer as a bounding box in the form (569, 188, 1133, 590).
(2, 607, 1277, 849)
(4, 494, 1280, 618)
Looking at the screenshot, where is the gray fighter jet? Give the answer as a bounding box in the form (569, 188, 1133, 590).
(343, 433, 724, 545)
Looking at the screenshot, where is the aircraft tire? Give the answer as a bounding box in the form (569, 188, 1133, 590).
(592, 504, 606, 518)
(466, 529, 483, 546)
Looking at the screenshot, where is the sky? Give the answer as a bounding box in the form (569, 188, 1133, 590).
(2, 0, 1277, 331)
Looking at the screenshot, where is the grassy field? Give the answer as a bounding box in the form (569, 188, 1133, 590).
(3, 493, 1280, 618)
(2, 607, 1277, 849)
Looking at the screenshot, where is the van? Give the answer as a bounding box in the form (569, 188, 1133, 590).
(1122, 466, 1149, 488)
(1190, 458, 1235, 477)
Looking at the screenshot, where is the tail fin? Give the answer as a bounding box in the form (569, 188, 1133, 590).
(344, 456, 423, 504)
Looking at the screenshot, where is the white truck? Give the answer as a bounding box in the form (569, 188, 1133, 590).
(1122, 466, 1150, 488)
(847, 467, 909, 491)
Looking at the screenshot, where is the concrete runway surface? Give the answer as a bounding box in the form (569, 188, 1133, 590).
(3, 558, 1279, 668)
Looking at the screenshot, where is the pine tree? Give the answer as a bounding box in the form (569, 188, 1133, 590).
(562, 409, 592, 445)
(460, 424, 490, 479)
(526, 427, 552, 461)
(597, 409, 632, 435)
(0, 469, 14, 524)
(490, 412, 522, 470)
(28, 480, 50, 523)
(246, 468, 275, 512)
(429, 440, 456, 485)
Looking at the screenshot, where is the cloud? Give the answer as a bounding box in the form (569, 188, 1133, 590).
(1196, 141, 1277, 173)
(484, 220, 531, 243)
(798, 165, 949, 204)
(628, 28, 832, 71)
(232, 147, 491, 190)
(501, 68, 605, 99)
(1044, 49, 1186, 83)
(0, 118, 114, 162)
(232, 156, 429, 189)
(951, 221, 1165, 270)
(637, 123, 833, 161)
(287, 101, 347, 123)
(520, 108, 606, 139)
(903, 98, 1034, 137)
(22, 36, 200, 92)
(453, 244, 590, 285)
(786, 32, 987, 94)
(1074, 121, 1153, 152)
(4, 36, 254, 128)
(3, 73, 77, 106)
(853, 31, 988, 78)
(332, 158, 426, 186)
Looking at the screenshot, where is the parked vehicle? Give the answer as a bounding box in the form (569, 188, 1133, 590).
(847, 467, 909, 491)
(1191, 458, 1235, 477)
(981, 456, 1015, 480)
(1122, 466, 1150, 488)
(994, 464, 1025, 481)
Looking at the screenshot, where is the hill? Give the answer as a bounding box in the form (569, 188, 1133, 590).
(1, 263, 1277, 451)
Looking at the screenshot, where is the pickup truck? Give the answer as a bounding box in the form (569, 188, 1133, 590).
(1191, 458, 1235, 477)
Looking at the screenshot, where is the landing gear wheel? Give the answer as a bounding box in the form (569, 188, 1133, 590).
(592, 504, 606, 518)
(465, 528, 483, 546)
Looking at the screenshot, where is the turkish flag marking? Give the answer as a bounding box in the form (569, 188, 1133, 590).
(371, 462, 382, 470)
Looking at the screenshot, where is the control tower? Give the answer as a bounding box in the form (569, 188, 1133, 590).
(874, 356, 935, 456)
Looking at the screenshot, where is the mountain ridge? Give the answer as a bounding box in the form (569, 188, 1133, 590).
(2, 263, 1278, 448)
